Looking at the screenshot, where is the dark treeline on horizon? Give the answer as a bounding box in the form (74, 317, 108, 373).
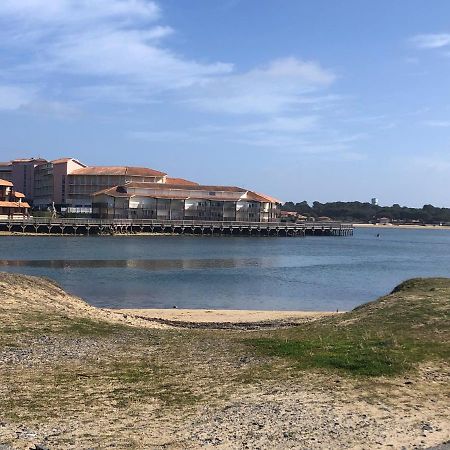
(282, 201, 450, 224)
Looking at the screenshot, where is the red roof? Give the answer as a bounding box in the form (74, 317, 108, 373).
(247, 191, 282, 204)
(51, 157, 86, 166)
(12, 158, 47, 164)
(13, 191, 25, 198)
(0, 201, 30, 208)
(166, 177, 199, 186)
(126, 182, 247, 192)
(0, 179, 13, 187)
(71, 166, 166, 177)
(93, 183, 280, 204)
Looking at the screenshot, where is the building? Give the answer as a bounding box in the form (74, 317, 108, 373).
(11, 158, 47, 200)
(377, 217, 391, 225)
(371, 198, 379, 206)
(0, 178, 30, 218)
(92, 182, 281, 222)
(11, 158, 47, 201)
(0, 162, 12, 182)
(66, 166, 167, 213)
(33, 158, 86, 209)
(1, 155, 281, 222)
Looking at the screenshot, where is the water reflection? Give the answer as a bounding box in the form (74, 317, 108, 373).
(0, 258, 271, 271)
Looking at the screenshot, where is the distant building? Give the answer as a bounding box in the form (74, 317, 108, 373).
(34, 158, 86, 209)
(377, 217, 391, 225)
(92, 182, 281, 222)
(0, 162, 12, 182)
(280, 211, 308, 222)
(11, 158, 47, 201)
(371, 198, 379, 206)
(0, 178, 30, 218)
(1, 155, 281, 221)
(66, 166, 167, 213)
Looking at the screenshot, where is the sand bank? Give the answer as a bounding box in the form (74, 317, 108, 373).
(114, 308, 337, 324)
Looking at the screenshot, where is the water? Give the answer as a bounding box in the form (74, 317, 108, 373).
(1, 227, 450, 311)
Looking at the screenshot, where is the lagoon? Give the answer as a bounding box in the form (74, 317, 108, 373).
(1, 227, 450, 311)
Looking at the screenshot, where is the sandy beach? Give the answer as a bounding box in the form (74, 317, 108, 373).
(354, 223, 450, 230)
(115, 308, 337, 324)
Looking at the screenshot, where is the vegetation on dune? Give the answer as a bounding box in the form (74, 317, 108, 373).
(248, 278, 450, 376)
(282, 200, 450, 223)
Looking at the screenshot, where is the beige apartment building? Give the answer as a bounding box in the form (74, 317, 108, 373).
(1, 155, 281, 221)
(92, 182, 280, 222)
(66, 166, 167, 213)
(33, 158, 86, 208)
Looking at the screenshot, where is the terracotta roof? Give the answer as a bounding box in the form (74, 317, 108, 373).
(0, 162, 11, 167)
(137, 193, 189, 200)
(51, 158, 86, 166)
(0, 201, 30, 208)
(165, 177, 199, 186)
(12, 158, 47, 164)
(126, 182, 247, 192)
(247, 191, 282, 204)
(92, 182, 280, 204)
(0, 179, 13, 187)
(92, 186, 187, 200)
(93, 184, 279, 203)
(71, 166, 166, 177)
(13, 191, 25, 198)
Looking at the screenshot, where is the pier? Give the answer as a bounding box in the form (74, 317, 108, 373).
(0, 218, 353, 237)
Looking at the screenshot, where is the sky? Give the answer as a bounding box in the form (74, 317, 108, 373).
(1, 1, 450, 207)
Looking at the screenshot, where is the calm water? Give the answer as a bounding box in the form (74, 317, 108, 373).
(1, 228, 450, 311)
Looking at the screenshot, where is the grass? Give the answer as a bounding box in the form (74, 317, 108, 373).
(247, 277, 450, 377)
(1, 273, 449, 448)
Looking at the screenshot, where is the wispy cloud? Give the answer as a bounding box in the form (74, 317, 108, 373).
(187, 58, 336, 115)
(0, 0, 233, 103)
(423, 120, 450, 128)
(0, 85, 35, 110)
(0, 1, 338, 119)
(410, 33, 450, 49)
(0, 0, 349, 159)
(411, 155, 450, 172)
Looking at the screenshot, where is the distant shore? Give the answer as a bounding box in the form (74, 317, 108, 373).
(354, 223, 450, 230)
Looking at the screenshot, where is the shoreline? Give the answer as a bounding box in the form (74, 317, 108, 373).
(113, 308, 338, 325)
(354, 223, 450, 230)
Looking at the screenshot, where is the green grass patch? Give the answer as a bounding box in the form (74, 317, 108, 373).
(247, 278, 450, 377)
(250, 337, 408, 376)
(62, 317, 132, 337)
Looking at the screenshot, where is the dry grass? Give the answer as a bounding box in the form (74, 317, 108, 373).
(0, 273, 449, 449)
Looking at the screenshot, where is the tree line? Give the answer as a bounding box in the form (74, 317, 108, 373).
(282, 201, 450, 224)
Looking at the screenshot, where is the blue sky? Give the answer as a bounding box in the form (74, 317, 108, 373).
(1, 0, 450, 206)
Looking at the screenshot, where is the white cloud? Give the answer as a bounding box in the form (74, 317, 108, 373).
(0, 0, 160, 25)
(0, 1, 337, 120)
(412, 156, 450, 172)
(410, 33, 450, 49)
(423, 120, 450, 128)
(242, 116, 319, 133)
(0, 0, 233, 97)
(20, 99, 79, 118)
(0, 85, 35, 110)
(188, 58, 336, 115)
